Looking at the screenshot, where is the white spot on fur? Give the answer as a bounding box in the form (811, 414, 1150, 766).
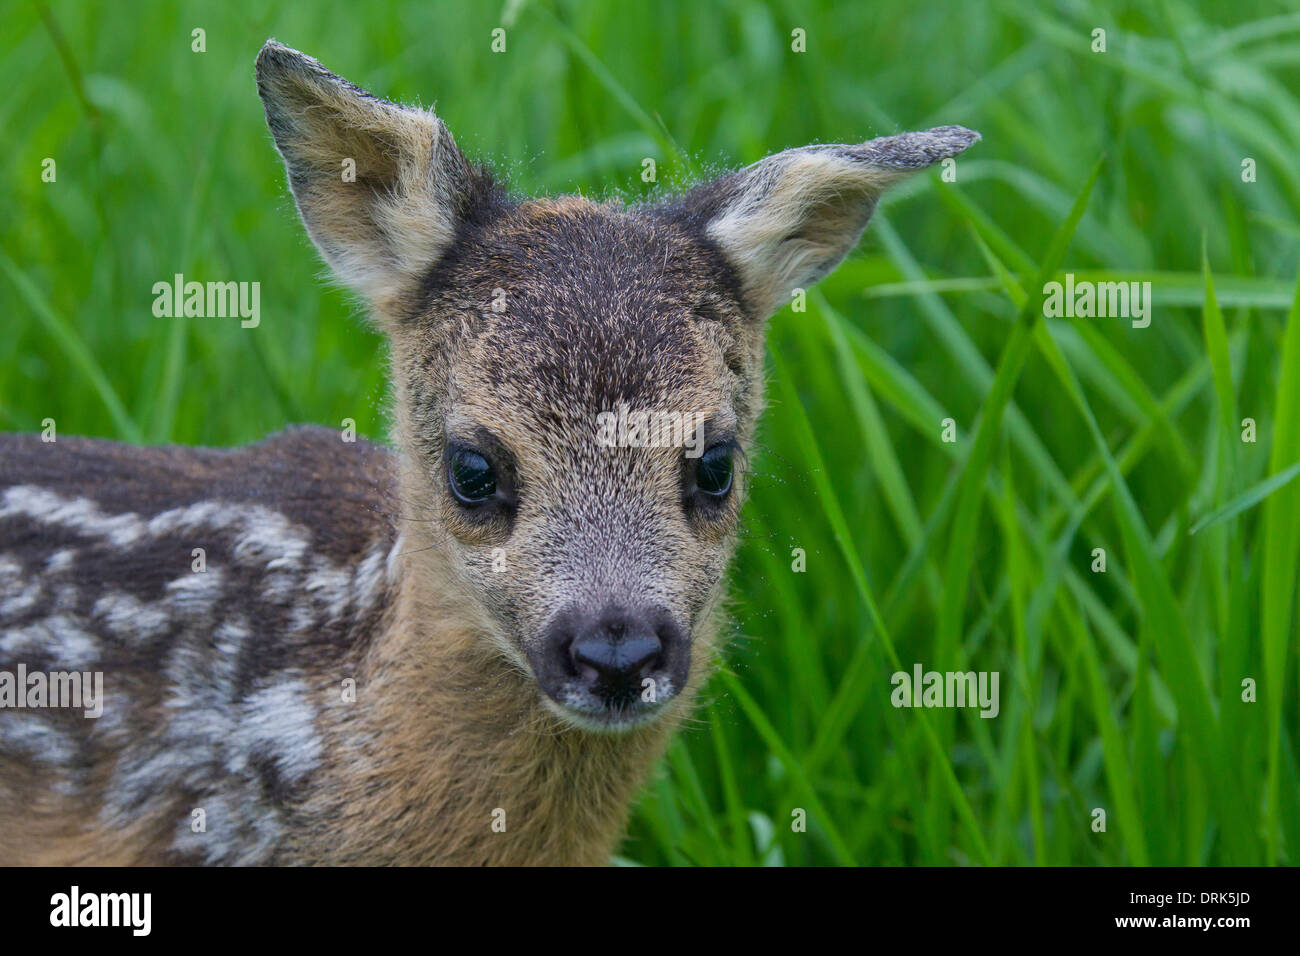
(0, 556, 21, 587)
(0, 486, 145, 548)
(92, 592, 172, 640)
(234, 677, 323, 785)
(0, 579, 42, 618)
(354, 545, 386, 608)
(386, 534, 405, 582)
(0, 715, 78, 767)
(45, 549, 77, 574)
(150, 501, 310, 570)
(170, 792, 282, 865)
(0, 614, 98, 668)
(164, 566, 224, 614)
(305, 564, 352, 621)
(0, 490, 317, 577)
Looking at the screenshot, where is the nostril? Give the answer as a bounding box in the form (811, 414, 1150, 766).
(570, 634, 662, 681)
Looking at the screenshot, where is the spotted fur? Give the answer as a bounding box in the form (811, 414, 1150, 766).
(0, 41, 977, 865)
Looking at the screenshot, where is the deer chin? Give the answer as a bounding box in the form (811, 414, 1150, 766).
(537, 684, 681, 734)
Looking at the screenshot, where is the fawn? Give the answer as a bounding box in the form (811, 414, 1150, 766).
(0, 41, 977, 865)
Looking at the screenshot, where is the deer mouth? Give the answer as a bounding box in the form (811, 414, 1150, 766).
(542, 682, 679, 732)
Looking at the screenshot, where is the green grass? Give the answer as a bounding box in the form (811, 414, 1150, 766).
(4, 0, 1299, 865)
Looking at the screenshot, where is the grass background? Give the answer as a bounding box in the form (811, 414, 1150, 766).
(3, 0, 1299, 865)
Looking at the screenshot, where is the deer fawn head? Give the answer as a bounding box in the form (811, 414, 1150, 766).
(255, 41, 977, 731)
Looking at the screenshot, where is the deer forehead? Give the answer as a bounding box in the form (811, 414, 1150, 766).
(405, 198, 751, 443)
(446, 328, 735, 440)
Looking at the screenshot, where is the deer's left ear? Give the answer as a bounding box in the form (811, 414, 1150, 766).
(659, 126, 979, 320)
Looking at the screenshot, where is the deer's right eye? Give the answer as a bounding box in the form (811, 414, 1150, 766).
(448, 448, 497, 504)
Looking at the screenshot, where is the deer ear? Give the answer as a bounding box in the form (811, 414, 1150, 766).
(660, 126, 979, 320)
(255, 40, 495, 312)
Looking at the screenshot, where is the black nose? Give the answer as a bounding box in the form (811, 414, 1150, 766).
(529, 604, 690, 717)
(565, 609, 666, 704)
(571, 632, 660, 683)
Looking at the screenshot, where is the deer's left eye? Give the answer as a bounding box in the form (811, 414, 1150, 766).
(694, 444, 734, 498)
(448, 448, 497, 503)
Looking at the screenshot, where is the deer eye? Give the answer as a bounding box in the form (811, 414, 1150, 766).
(695, 444, 734, 497)
(448, 448, 497, 503)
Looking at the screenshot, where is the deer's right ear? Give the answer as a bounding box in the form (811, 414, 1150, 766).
(255, 40, 490, 312)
